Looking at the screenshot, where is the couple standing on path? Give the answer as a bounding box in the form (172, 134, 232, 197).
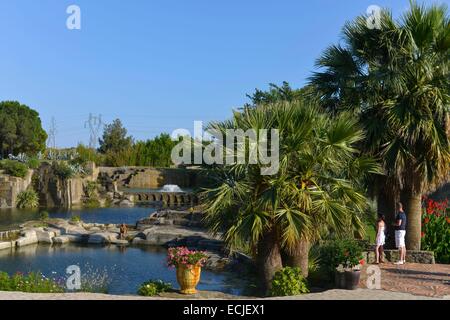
(375, 202, 408, 265)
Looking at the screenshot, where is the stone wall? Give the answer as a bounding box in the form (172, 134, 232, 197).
(363, 250, 435, 264)
(0, 169, 34, 208)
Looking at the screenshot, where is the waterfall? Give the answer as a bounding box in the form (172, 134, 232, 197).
(160, 184, 183, 192)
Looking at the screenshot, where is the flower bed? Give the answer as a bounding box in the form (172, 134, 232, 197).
(421, 197, 449, 263)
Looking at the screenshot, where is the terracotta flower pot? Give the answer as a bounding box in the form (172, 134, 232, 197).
(344, 270, 361, 290)
(176, 264, 201, 294)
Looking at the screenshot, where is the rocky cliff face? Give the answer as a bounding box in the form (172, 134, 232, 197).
(98, 167, 198, 190)
(0, 169, 34, 208)
(36, 163, 95, 208)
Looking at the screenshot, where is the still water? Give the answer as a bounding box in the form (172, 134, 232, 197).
(0, 206, 156, 231)
(0, 244, 244, 295)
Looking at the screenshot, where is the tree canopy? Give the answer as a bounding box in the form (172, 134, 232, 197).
(0, 101, 47, 158)
(98, 119, 133, 154)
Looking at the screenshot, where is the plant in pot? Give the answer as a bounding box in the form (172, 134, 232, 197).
(167, 247, 208, 294)
(320, 239, 364, 289)
(342, 240, 365, 290)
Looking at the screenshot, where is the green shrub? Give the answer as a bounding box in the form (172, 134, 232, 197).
(269, 267, 309, 297)
(84, 181, 98, 198)
(84, 198, 101, 208)
(137, 279, 172, 296)
(0, 160, 28, 178)
(26, 157, 40, 169)
(73, 144, 103, 166)
(16, 190, 39, 208)
(0, 271, 64, 293)
(318, 239, 364, 279)
(83, 181, 100, 208)
(52, 161, 75, 180)
(39, 211, 49, 221)
(70, 215, 81, 223)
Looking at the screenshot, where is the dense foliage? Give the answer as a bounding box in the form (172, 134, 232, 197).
(0, 101, 47, 158)
(52, 161, 76, 180)
(16, 190, 39, 208)
(421, 197, 450, 263)
(318, 239, 365, 279)
(269, 267, 309, 296)
(98, 119, 133, 154)
(131, 134, 177, 167)
(201, 99, 378, 291)
(0, 160, 29, 178)
(310, 2, 450, 250)
(137, 279, 172, 296)
(0, 271, 64, 293)
(245, 82, 310, 107)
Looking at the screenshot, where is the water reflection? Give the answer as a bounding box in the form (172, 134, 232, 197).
(0, 206, 156, 231)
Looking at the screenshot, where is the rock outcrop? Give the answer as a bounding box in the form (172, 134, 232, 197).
(0, 169, 34, 208)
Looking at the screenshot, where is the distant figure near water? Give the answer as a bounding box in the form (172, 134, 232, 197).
(119, 223, 128, 240)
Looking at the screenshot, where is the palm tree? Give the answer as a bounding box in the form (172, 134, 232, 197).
(200, 100, 378, 293)
(310, 2, 450, 250)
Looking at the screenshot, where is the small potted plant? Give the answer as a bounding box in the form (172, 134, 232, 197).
(342, 241, 365, 290)
(167, 247, 208, 294)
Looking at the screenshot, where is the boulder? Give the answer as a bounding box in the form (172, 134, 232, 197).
(44, 227, 61, 237)
(0, 242, 12, 250)
(36, 230, 56, 244)
(53, 236, 70, 244)
(20, 229, 38, 238)
(88, 232, 118, 244)
(119, 199, 134, 207)
(16, 235, 38, 247)
(204, 253, 231, 271)
(64, 225, 89, 235)
(53, 234, 85, 244)
(49, 221, 88, 235)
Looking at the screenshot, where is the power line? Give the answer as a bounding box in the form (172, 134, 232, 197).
(84, 113, 103, 149)
(47, 117, 57, 149)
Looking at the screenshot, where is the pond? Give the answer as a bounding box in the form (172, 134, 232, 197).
(0, 206, 156, 231)
(0, 244, 245, 295)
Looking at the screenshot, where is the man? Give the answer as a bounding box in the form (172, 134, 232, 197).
(393, 202, 407, 265)
(119, 223, 128, 240)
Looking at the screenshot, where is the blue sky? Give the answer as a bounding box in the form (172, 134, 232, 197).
(0, 0, 447, 147)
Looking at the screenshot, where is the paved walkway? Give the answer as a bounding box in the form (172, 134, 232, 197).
(0, 288, 447, 300)
(360, 263, 450, 298)
(0, 262, 448, 300)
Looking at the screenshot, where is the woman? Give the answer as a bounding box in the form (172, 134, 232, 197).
(375, 214, 386, 264)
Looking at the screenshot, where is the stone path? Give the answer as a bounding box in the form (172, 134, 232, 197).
(360, 263, 450, 297)
(0, 288, 447, 300)
(0, 262, 448, 300)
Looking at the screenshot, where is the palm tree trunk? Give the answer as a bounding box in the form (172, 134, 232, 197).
(257, 228, 283, 295)
(402, 188, 422, 250)
(284, 240, 310, 277)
